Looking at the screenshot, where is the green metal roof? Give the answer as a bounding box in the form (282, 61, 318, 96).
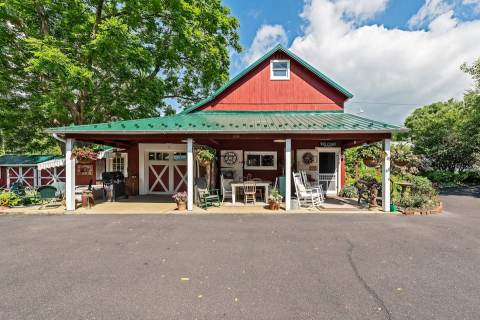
(47, 111, 403, 135)
(180, 44, 353, 114)
(0, 155, 59, 166)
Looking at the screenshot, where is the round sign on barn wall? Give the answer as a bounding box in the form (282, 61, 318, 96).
(302, 152, 314, 165)
(223, 151, 238, 166)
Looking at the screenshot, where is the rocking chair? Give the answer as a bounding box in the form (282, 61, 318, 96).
(195, 177, 220, 209)
(293, 172, 323, 208)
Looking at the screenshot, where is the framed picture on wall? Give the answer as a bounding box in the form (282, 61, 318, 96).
(77, 164, 93, 176)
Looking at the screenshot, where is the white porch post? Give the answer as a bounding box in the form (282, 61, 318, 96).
(187, 138, 194, 211)
(382, 139, 391, 212)
(65, 138, 76, 212)
(285, 139, 292, 211)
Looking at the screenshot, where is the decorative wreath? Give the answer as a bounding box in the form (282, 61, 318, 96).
(223, 151, 238, 165)
(302, 152, 314, 165)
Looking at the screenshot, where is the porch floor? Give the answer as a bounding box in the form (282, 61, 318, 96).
(1, 195, 377, 215)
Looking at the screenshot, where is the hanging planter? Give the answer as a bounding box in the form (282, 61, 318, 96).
(195, 146, 216, 168)
(71, 147, 98, 162)
(358, 144, 386, 168)
(363, 157, 379, 168)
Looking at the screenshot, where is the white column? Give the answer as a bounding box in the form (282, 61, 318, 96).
(382, 139, 391, 212)
(187, 138, 194, 211)
(65, 138, 76, 212)
(285, 139, 292, 211)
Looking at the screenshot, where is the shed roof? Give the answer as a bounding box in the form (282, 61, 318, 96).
(0, 155, 59, 166)
(47, 111, 403, 135)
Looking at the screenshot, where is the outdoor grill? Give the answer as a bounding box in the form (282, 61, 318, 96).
(102, 171, 127, 202)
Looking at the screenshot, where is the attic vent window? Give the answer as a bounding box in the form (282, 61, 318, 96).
(270, 60, 290, 80)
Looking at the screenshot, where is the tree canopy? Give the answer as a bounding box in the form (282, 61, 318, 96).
(0, 0, 240, 153)
(403, 59, 480, 172)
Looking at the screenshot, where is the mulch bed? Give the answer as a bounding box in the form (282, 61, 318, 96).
(400, 202, 443, 215)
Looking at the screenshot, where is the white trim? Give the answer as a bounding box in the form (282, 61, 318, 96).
(285, 139, 292, 211)
(315, 146, 341, 194)
(244, 151, 277, 170)
(65, 138, 76, 212)
(187, 138, 194, 211)
(270, 59, 290, 80)
(382, 139, 391, 212)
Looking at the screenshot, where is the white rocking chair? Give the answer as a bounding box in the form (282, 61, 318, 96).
(300, 170, 325, 202)
(293, 172, 323, 208)
(220, 175, 233, 204)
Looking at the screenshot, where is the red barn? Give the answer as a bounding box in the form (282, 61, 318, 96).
(47, 45, 404, 212)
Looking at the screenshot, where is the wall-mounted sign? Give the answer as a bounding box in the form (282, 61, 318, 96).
(319, 141, 337, 147)
(223, 151, 238, 166)
(302, 152, 314, 165)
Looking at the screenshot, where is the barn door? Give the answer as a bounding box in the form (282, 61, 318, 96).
(7, 167, 36, 188)
(146, 151, 187, 194)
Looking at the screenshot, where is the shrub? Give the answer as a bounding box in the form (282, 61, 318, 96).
(393, 175, 439, 209)
(423, 170, 480, 186)
(339, 185, 358, 198)
(0, 192, 22, 207)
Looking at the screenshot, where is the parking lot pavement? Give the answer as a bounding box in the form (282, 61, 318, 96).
(0, 187, 479, 319)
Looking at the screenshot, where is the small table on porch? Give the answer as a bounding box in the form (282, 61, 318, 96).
(230, 181, 271, 205)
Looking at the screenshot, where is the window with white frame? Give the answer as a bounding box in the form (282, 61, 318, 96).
(108, 153, 128, 176)
(244, 151, 277, 170)
(270, 60, 290, 80)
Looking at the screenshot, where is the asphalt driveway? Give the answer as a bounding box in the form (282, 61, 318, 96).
(0, 188, 479, 320)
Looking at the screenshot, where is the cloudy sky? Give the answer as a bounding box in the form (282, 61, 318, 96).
(223, 0, 480, 124)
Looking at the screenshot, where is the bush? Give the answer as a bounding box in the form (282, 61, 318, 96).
(393, 175, 439, 209)
(0, 192, 22, 207)
(339, 185, 358, 198)
(423, 170, 480, 186)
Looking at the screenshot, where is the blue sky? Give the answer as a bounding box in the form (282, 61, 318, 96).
(220, 0, 480, 124)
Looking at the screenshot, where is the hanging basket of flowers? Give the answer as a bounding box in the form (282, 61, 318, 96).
(195, 146, 216, 167)
(357, 144, 386, 168)
(71, 146, 98, 163)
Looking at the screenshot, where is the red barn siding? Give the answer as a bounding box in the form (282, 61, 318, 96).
(0, 167, 7, 188)
(198, 52, 347, 112)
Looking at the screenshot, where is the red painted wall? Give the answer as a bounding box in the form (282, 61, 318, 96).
(0, 167, 7, 188)
(76, 161, 96, 186)
(198, 51, 348, 112)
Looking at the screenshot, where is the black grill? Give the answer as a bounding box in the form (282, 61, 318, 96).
(102, 171, 127, 201)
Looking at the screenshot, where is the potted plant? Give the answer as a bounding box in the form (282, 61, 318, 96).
(71, 146, 98, 163)
(391, 143, 413, 167)
(195, 147, 216, 167)
(357, 144, 386, 167)
(268, 187, 283, 210)
(172, 191, 188, 211)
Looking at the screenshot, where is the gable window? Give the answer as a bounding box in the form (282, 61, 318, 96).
(270, 60, 290, 80)
(244, 151, 277, 170)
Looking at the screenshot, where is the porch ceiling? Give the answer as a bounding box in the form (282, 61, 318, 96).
(47, 111, 404, 135)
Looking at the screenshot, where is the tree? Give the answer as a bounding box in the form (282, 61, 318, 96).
(0, 0, 240, 153)
(404, 99, 478, 172)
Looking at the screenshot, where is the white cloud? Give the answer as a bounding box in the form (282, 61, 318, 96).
(284, 0, 480, 124)
(243, 24, 288, 65)
(408, 0, 454, 28)
(333, 0, 389, 21)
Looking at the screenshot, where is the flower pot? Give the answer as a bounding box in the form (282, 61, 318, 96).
(198, 160, 211, 167)
(393, 159, 408, 167)
(268, 200, 280, 210)
(176, 201, 187, 211)
(363, 158, 379, 167)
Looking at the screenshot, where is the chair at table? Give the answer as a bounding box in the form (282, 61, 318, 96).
(220, 175, 233, 204)
(243, 181, 256, 205)
(293, 172, 323, 208)
(252, 178, 265, 202)
(195, 177, 220, 209)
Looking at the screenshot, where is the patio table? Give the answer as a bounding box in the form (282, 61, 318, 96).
(230, 181, 271, 205)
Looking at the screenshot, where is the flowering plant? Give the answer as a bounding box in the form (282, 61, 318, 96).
(71, 146, 98, 161)
(172, 191, 187, 203)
